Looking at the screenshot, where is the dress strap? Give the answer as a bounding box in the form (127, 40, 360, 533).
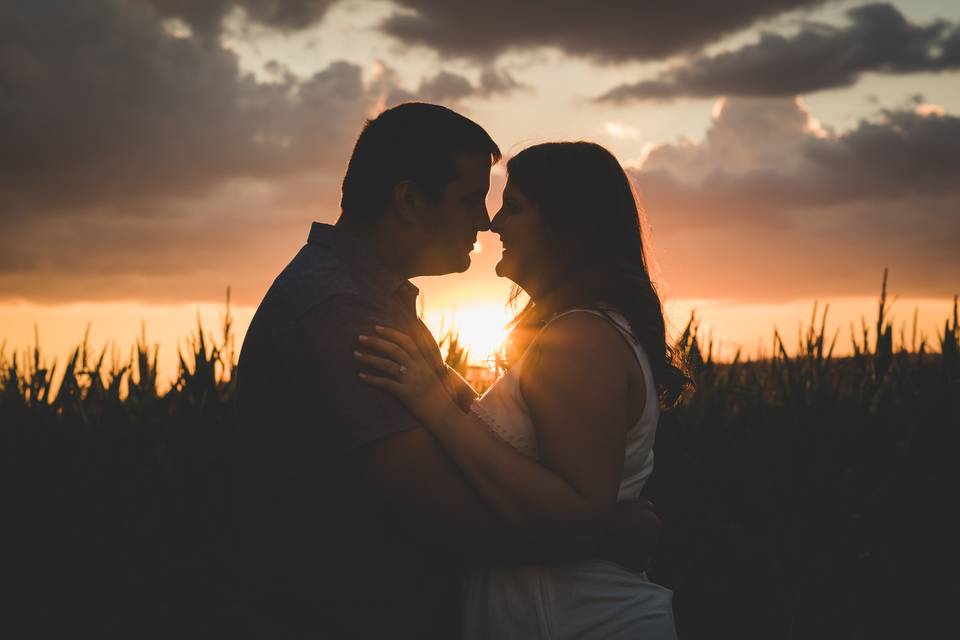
(544, 307, 629, 336)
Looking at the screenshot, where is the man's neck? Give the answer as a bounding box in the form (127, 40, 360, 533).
(335, 218, 415, 279)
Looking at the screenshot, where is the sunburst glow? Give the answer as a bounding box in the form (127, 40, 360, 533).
(424, 304, 513, 364)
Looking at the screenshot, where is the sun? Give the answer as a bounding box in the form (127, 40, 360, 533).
(424, 304, 513, 365)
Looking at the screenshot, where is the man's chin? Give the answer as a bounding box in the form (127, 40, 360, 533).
(453, 255, 471, 273)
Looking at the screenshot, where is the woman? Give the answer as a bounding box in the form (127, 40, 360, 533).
(355, 142, 690, 638)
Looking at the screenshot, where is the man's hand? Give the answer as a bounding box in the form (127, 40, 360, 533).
(603, 498, 662, 573)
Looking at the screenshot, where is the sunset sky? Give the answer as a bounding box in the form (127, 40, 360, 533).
(2, 0, 959, 381)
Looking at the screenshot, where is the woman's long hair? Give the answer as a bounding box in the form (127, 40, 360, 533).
(503, 141, 691, 408)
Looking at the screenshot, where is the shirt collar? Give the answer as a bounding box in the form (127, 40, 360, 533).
(307, 222, 420, 311)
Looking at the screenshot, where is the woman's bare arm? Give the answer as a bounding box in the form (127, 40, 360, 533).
(357, 314, 644, 544)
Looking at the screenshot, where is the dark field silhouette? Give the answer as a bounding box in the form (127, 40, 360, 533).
(2, 276, 956, 638)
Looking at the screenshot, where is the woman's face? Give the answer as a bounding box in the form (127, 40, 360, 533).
(490, 179, 551, 294)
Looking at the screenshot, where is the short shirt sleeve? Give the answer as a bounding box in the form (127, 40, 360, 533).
(293, 293, 424, 451)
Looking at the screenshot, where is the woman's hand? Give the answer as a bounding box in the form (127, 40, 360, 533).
(355, 325, 460, 430)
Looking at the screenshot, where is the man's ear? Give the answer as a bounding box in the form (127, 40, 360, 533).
(392, 180, 420, 224)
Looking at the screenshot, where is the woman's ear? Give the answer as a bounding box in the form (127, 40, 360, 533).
(392, 180, 420, 224)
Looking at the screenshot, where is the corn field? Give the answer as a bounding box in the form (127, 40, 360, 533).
(2, 272, 957, 638)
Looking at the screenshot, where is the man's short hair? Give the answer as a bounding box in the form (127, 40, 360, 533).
(340, 103, 501, 223)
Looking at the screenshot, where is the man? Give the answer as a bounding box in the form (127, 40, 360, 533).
(231, 103, 658, 638)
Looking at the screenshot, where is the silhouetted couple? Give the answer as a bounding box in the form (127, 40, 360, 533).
(232, 103, 687, 638)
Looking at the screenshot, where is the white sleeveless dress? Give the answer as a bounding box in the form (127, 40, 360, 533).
(464, 309, 677, 639)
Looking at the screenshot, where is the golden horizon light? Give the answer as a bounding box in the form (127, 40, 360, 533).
(2, 295, 955, 395)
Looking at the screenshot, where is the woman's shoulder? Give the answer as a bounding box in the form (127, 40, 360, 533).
(542, 307, 632, 345)
(523, 308, 636, 375)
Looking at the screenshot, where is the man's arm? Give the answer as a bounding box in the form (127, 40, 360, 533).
(355, 427, 534, 562)
(354, 426, 659, 568)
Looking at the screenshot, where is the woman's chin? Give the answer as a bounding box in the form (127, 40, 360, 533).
(494, 258, 512, 279)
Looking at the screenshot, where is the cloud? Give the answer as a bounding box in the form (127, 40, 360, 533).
(639, 97, 960, 216)
(384, 66, 525, 105)
(143, 0, 337, 40)
(0, 174, 338, 304)
(631, 97, 960, 299)
(599, 3, 960, 102)
(2, 1, 955, 306)
(416, 71, 475, 103)
(381, 0, 827, 63)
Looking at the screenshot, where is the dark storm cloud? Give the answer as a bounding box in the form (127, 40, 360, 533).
(380, 0, 827, 63)
(599, 3, 960, 102)
(0, 0, 500, 303)
(143, 0, 337, 40)
(417, 71, 475, 102)
(387, 67, 525, 104)
(0, 0, 403, 218)
(632, 98, 960, 299)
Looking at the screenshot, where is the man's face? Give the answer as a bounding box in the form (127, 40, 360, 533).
(414, 152, 492, 276)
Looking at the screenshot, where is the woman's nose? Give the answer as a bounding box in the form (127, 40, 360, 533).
(475, 207, 491, 232)
(489, 207, 504, 233)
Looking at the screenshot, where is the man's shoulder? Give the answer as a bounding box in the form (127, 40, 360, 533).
(268, 244, 374, 319)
